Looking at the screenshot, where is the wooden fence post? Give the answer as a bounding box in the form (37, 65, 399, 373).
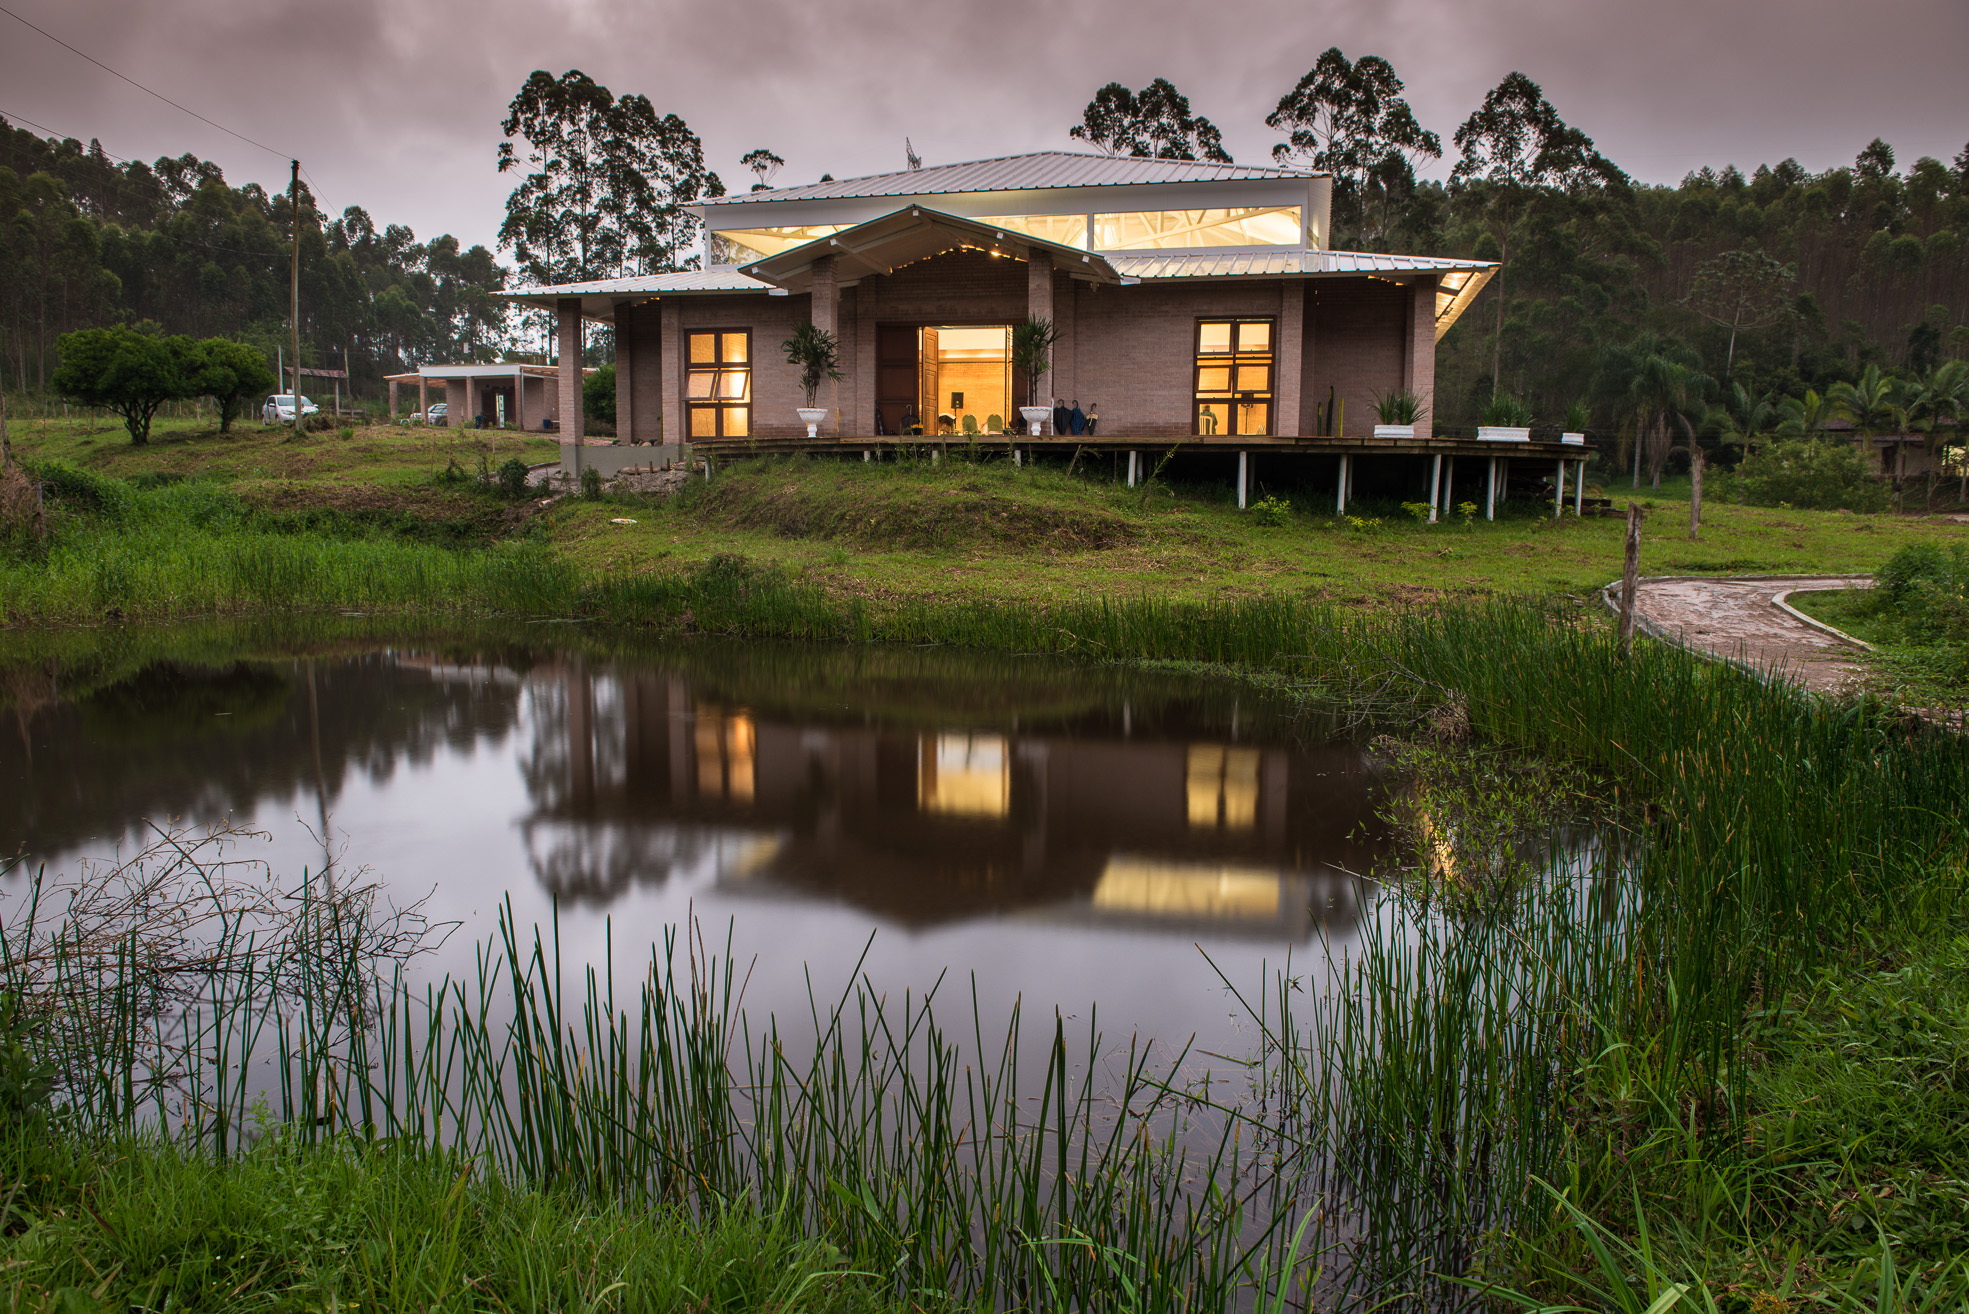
(1688, 447, 1704, 541)
(1619, 502, 1642, 656)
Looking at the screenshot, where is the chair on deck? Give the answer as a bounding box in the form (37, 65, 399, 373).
(986, 413, 1003, 433)
(961, 414, 979, 436)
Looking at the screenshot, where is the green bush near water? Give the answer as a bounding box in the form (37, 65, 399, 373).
(1723, 437, 1891, 512)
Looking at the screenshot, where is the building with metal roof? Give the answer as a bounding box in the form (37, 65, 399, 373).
(501, 149, 1558, 523)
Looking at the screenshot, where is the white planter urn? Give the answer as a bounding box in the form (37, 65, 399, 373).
(796, 406, 829, 438)
(1477, 425, 1531, 442)
(1019, 405, 1051, 437)
(1561, 431, 1586, 446)
(1372, 424, 1415, 439)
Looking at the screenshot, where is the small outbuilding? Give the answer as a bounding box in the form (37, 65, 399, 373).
(384, 363, 595, 429)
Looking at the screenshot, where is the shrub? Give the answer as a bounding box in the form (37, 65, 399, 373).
(1730, 438, 1888, 512)
(25, 460, 134, 519)
(1249, 493, 1291, 527)
(1479, 393, 1534, 427)
(496, 458, 531, 499)
(582, 364, 617, 426)
(580, 467, 603, 500)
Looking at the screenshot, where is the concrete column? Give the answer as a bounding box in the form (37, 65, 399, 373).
(1408, 277, 1437, 442)
(659, 299, 683, 448)
(1429, 453, 1442, 523)
(1575, 459, 1586, 516)
(1276, 280, 1305, 436)
(1237, 450, 1249, 509)
(557, 299, 585, 478)
(1554, 458, 1565, 518)
(1336, 453, 1349, 513)
(1127, 450, 1138, 487)
(613, 301, 635, 443)
(446, 378, 468, 428)
(388, 378, 398, 418)
(417, 374, 427, 421)
(515, 368, 527, 431)
(1485, 457, 1498, 520)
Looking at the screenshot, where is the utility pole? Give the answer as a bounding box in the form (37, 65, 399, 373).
(290, 160, 302, 433)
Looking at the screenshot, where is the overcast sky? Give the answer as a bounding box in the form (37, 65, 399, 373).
(3, 0, 1965, 262)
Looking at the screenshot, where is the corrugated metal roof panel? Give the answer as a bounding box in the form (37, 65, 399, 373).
(1107, 249, 1497, 279)
(701, 151, 1314, 206)
(508, 267, 773, 297)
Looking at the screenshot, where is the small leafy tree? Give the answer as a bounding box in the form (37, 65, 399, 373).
(583, 363, 617, 426)
(1684, 249, 1795, 376)
(1009, 317, 1061, 409)
(51, 326, 197, 445)
(781, 321, 841, 408)
(189, 338, 275, 433)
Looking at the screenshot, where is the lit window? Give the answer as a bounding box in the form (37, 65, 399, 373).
(1185, 743, 1262, 829)
(693, 707, 756, 804)
(1194, 321, 1274, 437)
(709, 225, 847, 264)
(687, 331, 750, 438)
(971, 214, 1089, 249)
(1093, 206, 1301, 251)
(1092, 858, 1282, 919)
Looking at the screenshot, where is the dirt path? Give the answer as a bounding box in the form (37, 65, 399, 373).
(1610, 576, 1873, 692)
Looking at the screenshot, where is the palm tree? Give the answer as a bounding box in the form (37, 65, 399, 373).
(1775, 388, 1833, 440)
(1706, 382, 1777, 453)
(1596, 332, 1712, 489)
(1907, 360, 1969, 502)
(1828, 364, 1904, 475)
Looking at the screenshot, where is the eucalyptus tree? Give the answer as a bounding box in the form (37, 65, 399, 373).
(1451, 74, 1624, 391)
(497, 69, 723, 286)
(1266, 49, 1440, 246)
(740, 149, 784, 192)
(1070, 79, 1232, 162)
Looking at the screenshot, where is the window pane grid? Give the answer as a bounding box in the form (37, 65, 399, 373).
(687, 330, 751, 438)
(1193, 318, 1275, 437)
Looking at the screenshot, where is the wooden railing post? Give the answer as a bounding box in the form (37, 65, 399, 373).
(1619, 502, 1642, 656)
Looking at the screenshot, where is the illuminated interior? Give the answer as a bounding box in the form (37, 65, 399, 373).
(1185, 743, 1261, 830)
(694, 708, 757, 803)
(1194, 320, 1274, 437)
(911, 326, 1011, 435)
(709, 224, 848, 264)
(1094, 206, 1301, 251)
(686, 331, 750, 438)
(972, 213, 1089, 248)
(918, 733, 1011, 819)
(1092, 857, 1282, 920)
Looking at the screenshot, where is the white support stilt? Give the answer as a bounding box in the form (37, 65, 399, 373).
(1237, 451, 1248, 509)
(1575, 459, 1586, 516)
(863, 449, 870, 463)
(1485, 457, 1497, 521)
(931, 448, 940, 465)
(1554, 458, 1565, 518)
(1014, 448, 1023, 468)
(1336, 454, 1350, 513)
(1127, 450, 1138, 487)
(1428, 453, 1442, 523)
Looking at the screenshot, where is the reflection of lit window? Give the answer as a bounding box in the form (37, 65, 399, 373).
(1092, 858, 1281, 919)
(918, 734, 1010, 819)
(1185, 743, 1262, 830)
(972, 214, 1089, 249)
(1094, 206, 1301, 251)
(1195, 320, 1273, 437)
(709, 225, 847, 263)
(693, 707, 755, 804)
(687, 331, 750, 438)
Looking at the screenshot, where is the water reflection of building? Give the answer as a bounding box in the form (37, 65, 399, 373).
(520, 662, 1387, 938)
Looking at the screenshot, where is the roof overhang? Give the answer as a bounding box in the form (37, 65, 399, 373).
(387, 364, 578, 382)
(1431, 267, 1495, 341)
(738, 206, 1121, 294)
(501, 268, 777, 321)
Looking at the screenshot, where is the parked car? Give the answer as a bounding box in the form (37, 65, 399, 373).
(426, 403, 448, 425)
(262, 394, 319, 423)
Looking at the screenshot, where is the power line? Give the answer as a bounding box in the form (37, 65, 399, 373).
(0, 2, 291, 161)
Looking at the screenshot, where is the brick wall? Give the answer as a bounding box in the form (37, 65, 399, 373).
(1306, 279, 1408, 438)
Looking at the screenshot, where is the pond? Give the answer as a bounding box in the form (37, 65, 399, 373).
(5, 633, 1397, 1064)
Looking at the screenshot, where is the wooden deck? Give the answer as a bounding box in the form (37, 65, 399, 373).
(687, 433, 1588, 461)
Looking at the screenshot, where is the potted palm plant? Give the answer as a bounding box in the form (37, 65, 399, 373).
(1561, 398, 1589, 445)
(782, 320, 841, 437)
(1010, 316, 1061, 436)
(1372, 389, 1422, 439)
(1477, 392, 1533, 441)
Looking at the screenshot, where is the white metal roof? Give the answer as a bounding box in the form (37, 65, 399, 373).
(701, 151, 1316, 206)
(1106, 249, 1497, 280)
(502, 266, 775, 319)
(739, 207, 1120, 293)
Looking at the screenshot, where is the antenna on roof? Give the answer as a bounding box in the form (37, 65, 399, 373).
(905, 138, 923, 172)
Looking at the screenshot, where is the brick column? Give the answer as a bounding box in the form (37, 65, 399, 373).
(1408, 277, 1437, 441)
(557, 301, 585, 486)
(613, 301, 635, 443)
(417, 374, 427, 420)
(854, 283, 876, 436)
(1027, 252, 1054, 423)
(1276, 280, 1305, 437)
(388, 378, 398, 418)
(809, 257, 839, 434)
(1053, 274, 1075, 407)
(660, 299, 683, 448)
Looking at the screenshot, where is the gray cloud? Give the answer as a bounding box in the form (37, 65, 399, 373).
(4, 0, 1964, 260)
